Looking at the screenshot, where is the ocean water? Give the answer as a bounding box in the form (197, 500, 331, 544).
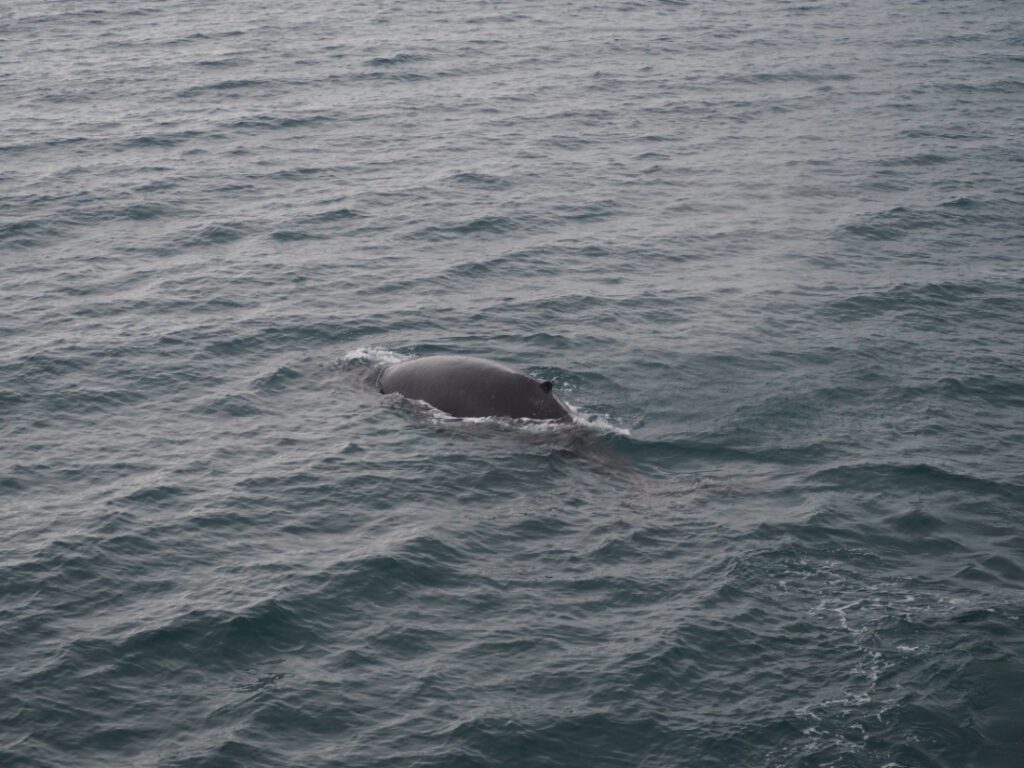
(2, 0, 1023, 765)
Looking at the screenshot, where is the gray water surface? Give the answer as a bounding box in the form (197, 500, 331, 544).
(2, 1, 1023, 766)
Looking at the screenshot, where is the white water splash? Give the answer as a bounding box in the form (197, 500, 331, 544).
(343, 346, 409, 366)
(570, 409, 632, 437)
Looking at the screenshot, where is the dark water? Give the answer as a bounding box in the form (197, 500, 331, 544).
(3, 0, 1023, 765)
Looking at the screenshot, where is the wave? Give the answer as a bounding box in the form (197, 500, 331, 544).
(176, 79, 273, 98)
(806, 461, 1023, 499)
(841, 198, 1014, 242)
(821, 280, 987, 320)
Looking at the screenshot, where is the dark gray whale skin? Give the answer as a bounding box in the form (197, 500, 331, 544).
(378, 355, 571, 420)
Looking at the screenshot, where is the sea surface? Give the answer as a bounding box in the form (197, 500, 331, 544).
(2, 1, 1023, 766)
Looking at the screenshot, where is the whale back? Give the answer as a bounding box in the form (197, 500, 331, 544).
(379, 355, 570, 420)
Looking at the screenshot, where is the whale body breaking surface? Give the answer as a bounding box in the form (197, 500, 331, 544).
(378, 355, 571, 420)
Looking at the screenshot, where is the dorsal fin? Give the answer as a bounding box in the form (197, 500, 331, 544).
(539, 380, 553, 393)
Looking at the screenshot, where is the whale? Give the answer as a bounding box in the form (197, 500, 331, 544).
(378, 355, 571, 420)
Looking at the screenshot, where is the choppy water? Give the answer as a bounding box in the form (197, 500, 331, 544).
(3, 0, 1023, 766)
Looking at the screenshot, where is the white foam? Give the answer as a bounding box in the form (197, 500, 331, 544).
(344, 346, 409, 366)
(423, 408, 571, 431)
(420, 405, 631, 436)
(570, 409, 631, 436)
